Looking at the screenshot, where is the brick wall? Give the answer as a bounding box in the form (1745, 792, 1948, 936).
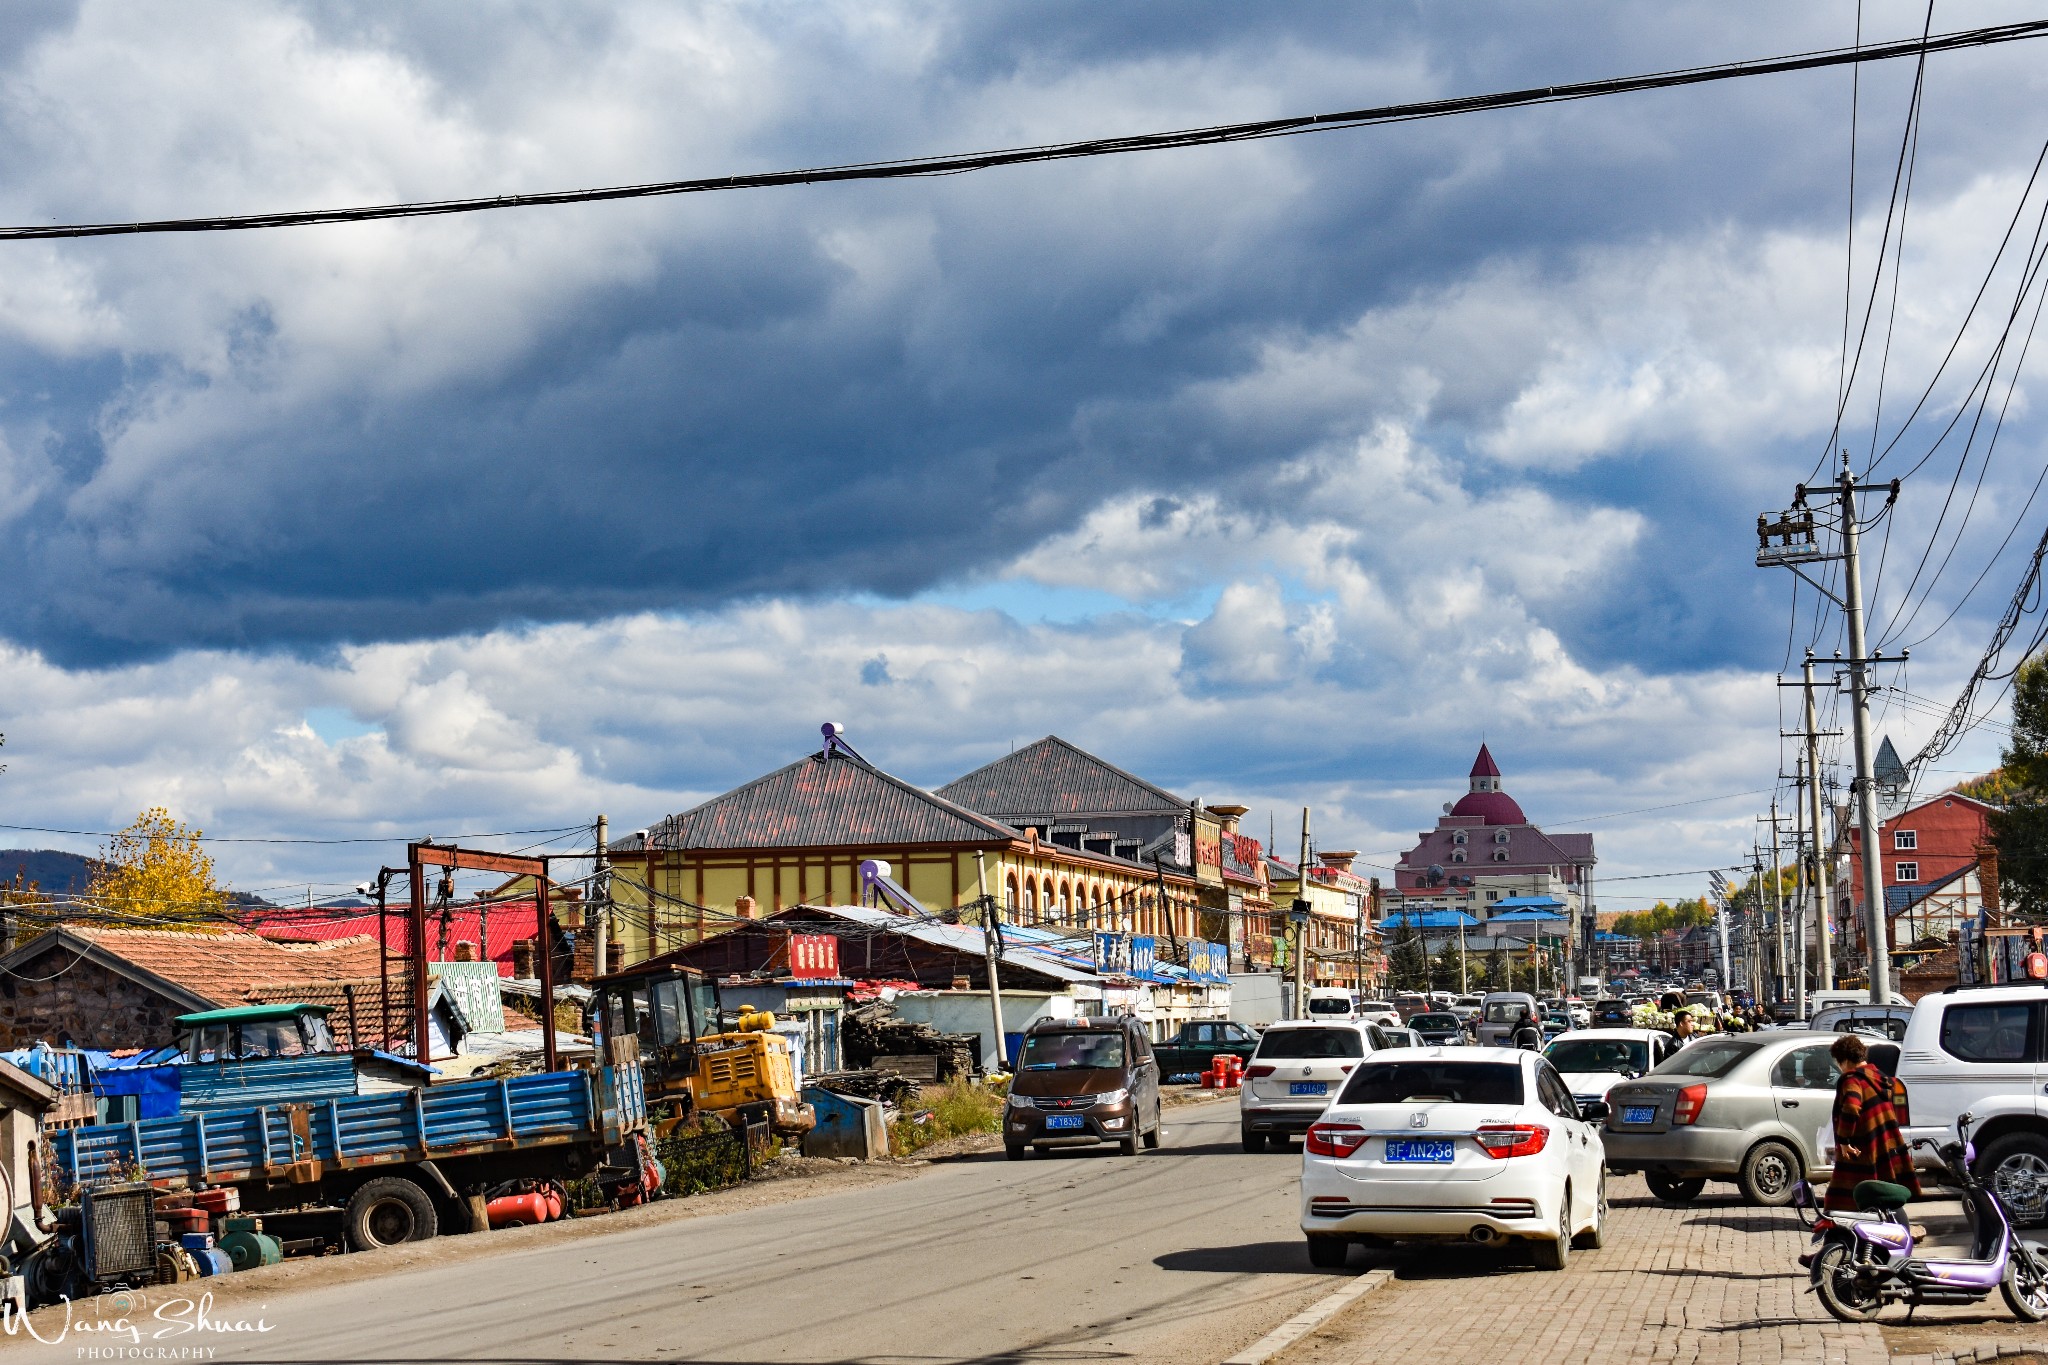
(0, 948, 196, 1050)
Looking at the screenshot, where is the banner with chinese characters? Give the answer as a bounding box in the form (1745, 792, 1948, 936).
(1094, 932, 1158, 977)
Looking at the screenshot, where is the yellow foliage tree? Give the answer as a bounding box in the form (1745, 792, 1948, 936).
(86, 807, 226, 928)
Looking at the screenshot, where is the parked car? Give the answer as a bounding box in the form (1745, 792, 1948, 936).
(1896, 983, 2048, 1227)
(1476, 992, 1541, 1047)
(1602, 1033, 1854, 1206)
(1240, 1020, 1380, 1151)
(1004, 1017, 1163, 1159)
(1449, 994, 1485, 1022)
(1376, 1027, 1426, 1049)
(1152, 1019, 1262, 1082)
(1563, 997, 1592, 1028)
(1391, 992, 1431, 1020)
(1408, 1012, 1468, 1046)
(1542, 1029, 1677, 1110)
(1590, 999, 1637, 1028)
(1807, 1002, 1914, 1042)
(1298, 1046, 1610, 1269)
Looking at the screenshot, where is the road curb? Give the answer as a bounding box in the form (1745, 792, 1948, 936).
(1220, 1266, 1392, 1365)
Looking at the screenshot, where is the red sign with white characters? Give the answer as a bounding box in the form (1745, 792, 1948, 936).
(788, 933, 840, 979)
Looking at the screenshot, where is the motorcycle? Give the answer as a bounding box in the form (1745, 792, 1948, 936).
(1798, 1110, 2048, 1323)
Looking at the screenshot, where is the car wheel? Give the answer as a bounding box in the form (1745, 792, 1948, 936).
(1241, 1126, 1264, 1153)
(1119, 1134, 1139, 1156)
(1530, 1192, 1570, 1271)
(1004, 1143, 1025, 1161)
(1572, 1170, 1608, 1250)
(1645, 1173, 1707, 1204)
(1305, 1235, 1349, 1269)
(1979, 1133, 2048, 1228)
(1142, 1104, 1162, 1149)
(1739, 1140, 1801, 1207)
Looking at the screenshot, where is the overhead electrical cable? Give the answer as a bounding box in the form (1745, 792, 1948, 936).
(0, 20, 2043, 241)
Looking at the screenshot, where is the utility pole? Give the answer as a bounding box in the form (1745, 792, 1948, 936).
(1356, 878, 1371, 994)
(976, 855, 1007, 1073)
(1803, 653, 1835, 993)
(593, 814, 610, 980)
(1768, 802, 1787, 1005)
(1708, 870, 1732, 990)
(1790, 761, 1808, 1018)
(1756, 450, 1903, 1005)
(1292, 807, 1311, 1020)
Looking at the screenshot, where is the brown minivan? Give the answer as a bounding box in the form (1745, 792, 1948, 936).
(1003, 1016, 1163, 1159)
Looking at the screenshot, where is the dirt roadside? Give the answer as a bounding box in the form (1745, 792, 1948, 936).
(5, 1083, 1226, 1335)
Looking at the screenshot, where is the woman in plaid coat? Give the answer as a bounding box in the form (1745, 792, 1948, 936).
(1824, 1032, 1920, 1212)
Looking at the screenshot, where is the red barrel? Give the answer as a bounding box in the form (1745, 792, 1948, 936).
(486, 1193, 550, 1228)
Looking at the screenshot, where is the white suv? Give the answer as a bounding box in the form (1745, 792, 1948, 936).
(1896, 984, 2048, 1226)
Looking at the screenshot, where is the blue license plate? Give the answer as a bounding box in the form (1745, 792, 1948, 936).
(1045, 1113, 1086, 1130)
(1384, 1139, 1454, 1163)
(1622, 1105, 1656, 1125)
(1288, 1081, 1328, 1096)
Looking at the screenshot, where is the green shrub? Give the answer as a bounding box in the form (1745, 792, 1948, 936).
(888, 1080, 1005, 1156)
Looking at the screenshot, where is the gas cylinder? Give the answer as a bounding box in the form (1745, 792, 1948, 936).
(192, 1248, 234, 1277)
(486, 1193, 549, 1228)
(541, 1182, 566, 1221)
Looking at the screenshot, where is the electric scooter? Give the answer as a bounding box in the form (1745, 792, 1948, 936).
(1798, 1111, 2048, 1323)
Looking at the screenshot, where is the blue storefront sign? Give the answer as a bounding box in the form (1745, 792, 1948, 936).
(1094, 932, 1158, 977)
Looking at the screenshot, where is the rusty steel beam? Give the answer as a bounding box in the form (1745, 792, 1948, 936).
(406, 841, 559, 1071)
(413, 845, 549, 876)
(537, 874, 559, 1070)
(409, 858, 430, 1067)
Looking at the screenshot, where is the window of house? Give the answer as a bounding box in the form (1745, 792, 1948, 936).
(1894, 830, 1917, 850)
(1486, 890, 1500, 901)
(1452, 850, 1466, 863)
(1493, 850, 1510, 862)
(1494, 829, 1510, 844)
(1452, 831, 1468, 845)
(1894, 862, 1919, 883)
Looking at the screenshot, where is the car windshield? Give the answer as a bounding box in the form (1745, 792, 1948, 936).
(1019, 1032, 1125, 1070)
(1340, 1060, 1523, 1105)
(1255, 1027, 1365, 1059)
(1412, 1014, 1460, 1028)
(1306, 997, 1353, 1015)
(1545, 1038, 1648, 1074)
(1818, 1012, 1909, 1041)
(1483, 1000, 1529, 1023)
(1650, 1040, 1758, 1079)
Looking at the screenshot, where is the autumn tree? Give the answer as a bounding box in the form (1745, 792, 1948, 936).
(86, 807, 226, 927)
(1991, 655, 2048, 920)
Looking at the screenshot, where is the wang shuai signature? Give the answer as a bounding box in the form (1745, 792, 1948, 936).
(1, 1290, 272, 1350)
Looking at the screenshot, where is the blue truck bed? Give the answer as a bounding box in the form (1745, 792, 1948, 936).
(55, 1064, 645, 1190)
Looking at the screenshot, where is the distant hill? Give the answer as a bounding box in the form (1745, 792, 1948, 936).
(0, 848, 272, 910)
(0, 848, 99, 896)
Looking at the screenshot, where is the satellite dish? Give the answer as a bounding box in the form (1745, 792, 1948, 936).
(1427, 864, 1445, 886)
(1442, 803, 1452, 814)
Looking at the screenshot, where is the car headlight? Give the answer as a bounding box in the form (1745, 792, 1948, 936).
(1098, 1088, 1130, 1106)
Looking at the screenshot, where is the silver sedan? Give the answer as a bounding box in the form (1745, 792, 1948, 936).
(1601, 1033, 1849, 1206)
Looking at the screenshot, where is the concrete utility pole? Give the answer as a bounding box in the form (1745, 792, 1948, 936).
(1768, 802, 1787, 1004)
(1293, 808, 1312, 1020)
(1756, 450, 1901, 1004)
(1790, 762, 1808, 1018)
(593, 814, 610, 981)
(1803, 653, 1835, 993)
(976, 855, 1007, 1072)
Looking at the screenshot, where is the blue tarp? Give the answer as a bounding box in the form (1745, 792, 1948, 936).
(91, 1064, 182, 1119)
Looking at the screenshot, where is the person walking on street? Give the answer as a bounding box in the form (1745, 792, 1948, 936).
(1823, 1032, 1920, 1213)
(1672, 1011, 1697, 1046)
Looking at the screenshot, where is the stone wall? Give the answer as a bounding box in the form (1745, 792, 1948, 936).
(0, 948, 192, 1050)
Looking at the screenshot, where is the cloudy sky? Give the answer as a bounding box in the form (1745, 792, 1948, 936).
(1, 1, 2044, 906)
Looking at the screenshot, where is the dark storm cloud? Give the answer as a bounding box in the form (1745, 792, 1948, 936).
(0, 1, 2042, 669)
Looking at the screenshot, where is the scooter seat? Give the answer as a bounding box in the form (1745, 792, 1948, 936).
(1856, 1180, 1914, 1211)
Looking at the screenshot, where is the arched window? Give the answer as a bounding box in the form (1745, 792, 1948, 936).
(1452, 830, 1468, 846)
(1059, 883, 1072, 920)
(1023, 881, 1037, 920)
(1452, 850, 1467, 863)
(1493, 849, 1510, 862)
(1494, 829, 1510, 844)
(1005, 872, 1020, 912)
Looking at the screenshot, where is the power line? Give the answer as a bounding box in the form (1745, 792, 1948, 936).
(0, 821, 587, 845)
(2, 21, 2043, 242)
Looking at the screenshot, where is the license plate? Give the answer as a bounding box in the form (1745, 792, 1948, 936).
(1622, 1105, 1656, 1125)
(1045, 1113, 1086, 1130)
(1288, 1081, 1328, 1096)
(1384, 1139, 1454, 1164)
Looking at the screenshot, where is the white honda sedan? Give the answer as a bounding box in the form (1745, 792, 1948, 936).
(1299, 1045, 1609, 1270)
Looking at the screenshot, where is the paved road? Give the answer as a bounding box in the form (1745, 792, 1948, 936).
(90, 1098, 1348, 1364)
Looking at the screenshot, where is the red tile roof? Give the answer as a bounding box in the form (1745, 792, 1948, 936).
(71, 927, 386, 1006)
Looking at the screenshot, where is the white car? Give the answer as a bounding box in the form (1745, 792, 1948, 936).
(1353, 1000, 1402, 1028)
(1240, 1019, 1380, 1151)
(1299, 1045, 1608, 1269)
(1896, 983, 2048, 1226)
(1541, 1028, 1677, 1110)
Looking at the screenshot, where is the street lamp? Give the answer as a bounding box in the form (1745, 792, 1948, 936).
(1289, 899, 1310, 1019)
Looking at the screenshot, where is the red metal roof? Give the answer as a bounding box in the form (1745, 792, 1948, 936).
(247, 903, 547, 977)
(1470, 744, 1502, 779)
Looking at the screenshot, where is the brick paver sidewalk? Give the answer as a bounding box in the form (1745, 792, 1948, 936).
(1273, 1176, 2045, 1365)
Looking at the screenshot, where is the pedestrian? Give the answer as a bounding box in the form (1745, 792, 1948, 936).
(1672, 1010, 1697, 1045)
(1512, 1007, 1542, 1051)
(1823, 1032, 1920, 1214)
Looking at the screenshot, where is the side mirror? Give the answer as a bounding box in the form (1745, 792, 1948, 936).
(1579, 1099, 1610, 1122)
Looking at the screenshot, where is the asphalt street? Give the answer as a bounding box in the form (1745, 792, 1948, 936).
(50, 1098, 1352, 1364)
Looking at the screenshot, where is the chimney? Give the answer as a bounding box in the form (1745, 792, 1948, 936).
(1320, 851, 1358, 875)
(1207, 803, 1248, 834)
(511, 937, 536, 979)
(453, 940, 478, 962)
(736, 895, 757, 920)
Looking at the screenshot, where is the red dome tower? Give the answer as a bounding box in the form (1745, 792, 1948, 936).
(1448, 744, 1527, 825)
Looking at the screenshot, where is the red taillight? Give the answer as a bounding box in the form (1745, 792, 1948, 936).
(1672, 1084, 1708, 1126)
(1304, 1122, 1368, 1158)
(1812, 1217, 1835, 1232)
(1338, 1063, 1356, 1073)
(1474, 1123, 1550, 1159)
(1247, 1064, 1276, 1078)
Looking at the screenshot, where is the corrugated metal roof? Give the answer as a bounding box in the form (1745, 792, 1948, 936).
(796, 905, 1101, 984)
(648, 748, 1018, 850)
(937, 736, 1188, 819)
